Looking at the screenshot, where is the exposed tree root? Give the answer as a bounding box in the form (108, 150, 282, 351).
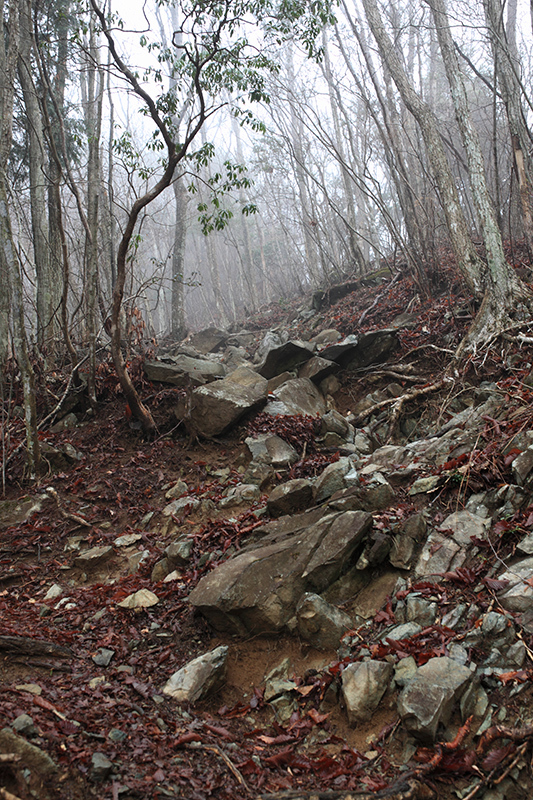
(352, 377, 452, 434)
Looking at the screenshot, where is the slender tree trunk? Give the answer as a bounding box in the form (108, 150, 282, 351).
(18, 0, 54, 355)
(483, 0, 533, 254)
(171, 176, 188, 339)
(428, 0, 530, 347)
(0, 0, 39, 475)
(321, 31, 367, 277)
(80, 14, 104, 406)
(361, 0, 486, 297)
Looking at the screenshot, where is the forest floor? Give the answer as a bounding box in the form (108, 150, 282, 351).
(2, 248, 533, 800)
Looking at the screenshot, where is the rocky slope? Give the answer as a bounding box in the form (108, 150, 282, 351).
(2, 268, 533, 800)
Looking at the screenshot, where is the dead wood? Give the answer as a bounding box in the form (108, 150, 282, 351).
(259, 778, 436, 800)
(0, 636, 73, 659)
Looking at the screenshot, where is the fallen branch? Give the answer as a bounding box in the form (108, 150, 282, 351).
(0, 788, 23, 800)
(259, 778, 436, 800)
(0, 635, 73, 659)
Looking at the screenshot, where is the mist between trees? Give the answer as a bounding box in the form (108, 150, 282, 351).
(2, 0, 533, 464)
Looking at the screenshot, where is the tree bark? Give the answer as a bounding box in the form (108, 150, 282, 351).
(428, 0, 531, 349)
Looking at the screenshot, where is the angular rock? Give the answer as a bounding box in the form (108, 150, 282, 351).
(296, 593, 353, 649)
(320, 330, 397, 370)
(165, 479, 189, 500)
(328, 477, 395, 513)
(497, 556, 533, 612)
(117, 589, 159, 609)
(320, 409, 352, 439)
(243, 461, 275, 488)
(189, 327, 229, 354)
(265, 378, 326, 417)
(298, 356, 339, 384)
(145, 355, 225, 387)
(439, 510, 490, 546)
(245, 434, 299, 468)
(314, 458, 353, 504)
(341, 661, 393, 724)
(415, 531, 466, 577)
(397, 656, 473, 742)
(406, 596, 438, 626)
(267, 479, 314, 518)
(220, 484, 261, 508)
(309, 329, 341, 346)
(162, 496, 200, 516)
(90, 752, 113, 782)
(258, 340, 314, 379)
(74, 546, 113, 570)
(178, 367, 268, 437)
(188, 510, 373, 635)
(166, 538, 194, 565)
(162, 645, 228, 703)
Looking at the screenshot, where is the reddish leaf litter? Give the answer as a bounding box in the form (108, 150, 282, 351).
(3, 260, 533, 799)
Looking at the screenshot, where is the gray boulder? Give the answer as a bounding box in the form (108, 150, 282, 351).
(265, 378, 326, 417)
(245, 434, 299, 468)
(397, 656, 473, 742)
(177, 366, 267, 437)
(258, 340, 314, 379)
(319, 330, 397, 370)
(267, 479, 314, 518)
(298, 356, 339, 385)
(497, 556, 533, 612)
(188, 509, 373, 635)
(296, 593, 353, 650)
(145, 355, 225, 387)
(188, 327, 229, 353)
(341, 661, 393, 724)
(162, 645, 228, 703)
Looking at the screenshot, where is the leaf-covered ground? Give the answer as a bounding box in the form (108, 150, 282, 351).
(3, 254, 533, 800)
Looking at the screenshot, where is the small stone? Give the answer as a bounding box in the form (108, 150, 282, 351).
(90, 752, 113, 782)
(43, 584, 63, 601)
(12, 714, 37, 736)
(88, 676, 107, 689)
(92, 648, 115, 667)
(16, 683, 42, 696)
(342, 661, 393, 724)
(165, 479, 188, 500)
(114, 533, 143, 547)
(117, 589, 159, 609)
(108, 728, 127, 743)
(409, 476, 441, 495)
(163, 646, 228, 703)
(162, 497, 200, 516)
(74, 546, 113, 570)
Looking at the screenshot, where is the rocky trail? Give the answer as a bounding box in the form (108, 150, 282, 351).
(3, 262, 533, 800)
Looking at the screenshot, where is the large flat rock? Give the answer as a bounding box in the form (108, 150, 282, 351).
(188, 509, 373, 635)
(177, 367, 268, 437)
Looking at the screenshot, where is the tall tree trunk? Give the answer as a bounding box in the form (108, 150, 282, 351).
(361, 0, 487, 297)
(321, 30, 367, 277)
(429, 0, 530, 348)
(483, 0, 533, 254)
(18, 0, 54, 356)
(0, 0, 39, 475)
(80, 13, 104, 406)
(171, 176, 188, 339)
